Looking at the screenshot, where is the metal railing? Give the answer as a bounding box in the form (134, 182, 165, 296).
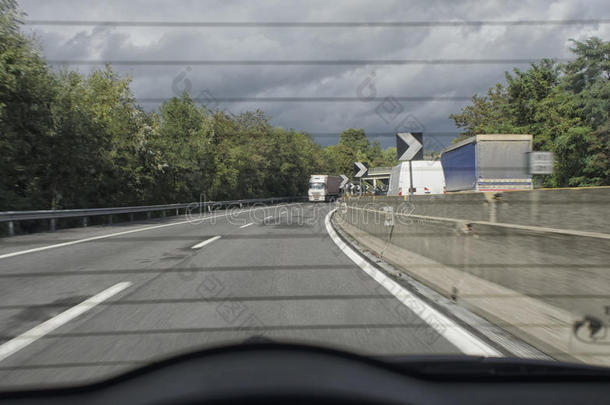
(0, 196, 306, 236)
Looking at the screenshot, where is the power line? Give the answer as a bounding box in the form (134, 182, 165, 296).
(135, 96, 474, 103)
(24, 19, 610, 27)
(46, 58, 572, 66)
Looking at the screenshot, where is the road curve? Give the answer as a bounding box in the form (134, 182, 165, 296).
(0, 202, 495, 388)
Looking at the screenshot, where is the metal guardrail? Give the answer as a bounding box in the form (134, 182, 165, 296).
(0, 196, 306, 236)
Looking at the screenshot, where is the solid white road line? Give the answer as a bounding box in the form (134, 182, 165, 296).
(240, 222, 254, 229)
(191, 235, 221, 249)
(0, 204, 301, 261)
(324, 209, 501, 357)
(0, 282, 132, 363)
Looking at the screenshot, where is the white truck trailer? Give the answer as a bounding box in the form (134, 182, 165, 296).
(308, 175, 341, 202)
(388, 161, 446, 196)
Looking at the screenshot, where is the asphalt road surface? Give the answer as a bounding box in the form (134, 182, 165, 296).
(0, 202, 499, 389)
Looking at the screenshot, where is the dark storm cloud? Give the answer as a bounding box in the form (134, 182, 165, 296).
(17, 0, 610, 148)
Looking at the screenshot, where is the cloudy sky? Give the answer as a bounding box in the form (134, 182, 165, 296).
(17, 0, 610, 149)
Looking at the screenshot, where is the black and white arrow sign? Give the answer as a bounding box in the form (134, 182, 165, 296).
(396, 132, 423, 161)
(353, 162, 368, 178)
(339, 174, 349, 188)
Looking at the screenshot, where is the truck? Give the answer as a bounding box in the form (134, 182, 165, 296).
(388, 161, 446, 196)
(308, 175, 341, 202)
(440, 134, 533, 192)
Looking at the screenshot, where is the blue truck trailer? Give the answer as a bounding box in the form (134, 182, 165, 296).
(440, 134, 533, 192)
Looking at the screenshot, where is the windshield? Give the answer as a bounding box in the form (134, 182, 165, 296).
(0, 0, 609, 391)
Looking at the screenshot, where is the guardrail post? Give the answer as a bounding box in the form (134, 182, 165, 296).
(82, 217, 88, 227)
(147, 212, 152, 220)
(50, 218, 56, 232)
(161, 210, 166, 218)
(108, 215, 113, 225)
(175, 208, 179, 216)
(8, 221, 15, 236)
(129, 213, 134, 222)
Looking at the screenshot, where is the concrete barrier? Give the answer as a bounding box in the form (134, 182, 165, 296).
(335, 188, 610, 365)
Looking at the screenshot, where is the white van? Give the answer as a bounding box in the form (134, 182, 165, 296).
(388, 161, 446, 196)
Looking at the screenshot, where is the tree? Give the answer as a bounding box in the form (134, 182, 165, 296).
(505, 59, 560, 130)
(0, 0, 421, 217)
(563, 38, 610, 93)
(325, 129, 397, 176)
(449, 38, 610, 187)
(0, 0, 55, 210)
(323, 144, 357, 176)
(449, 83, 517, 141)
(154, 93, 214, 202)
(338, 128, 369, 154)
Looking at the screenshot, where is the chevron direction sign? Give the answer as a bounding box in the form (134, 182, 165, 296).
(353, 162, 368, 178)
(396, 132, 423, 161)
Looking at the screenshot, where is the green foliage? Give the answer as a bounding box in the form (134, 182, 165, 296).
(448, 83, 517, 141)
(450, 38, 610, 187)
(322, 133, 397, 176)
(323, 144, 357, 176)
(552, 126, 592, 186)
(152, 93, 214, 202)
(0, 0, 399, 210)
(0, 0, 56, 210)
(3, 0, 607, 211)
(338, 128, 369, 154)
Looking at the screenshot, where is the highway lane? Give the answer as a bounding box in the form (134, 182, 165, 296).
(0, 205, 288, 334)
(0, 202, 493, 388)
